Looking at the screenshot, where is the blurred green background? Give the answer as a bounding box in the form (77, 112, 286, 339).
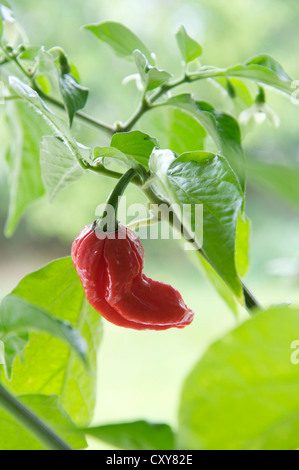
(1, 0, 299, 448)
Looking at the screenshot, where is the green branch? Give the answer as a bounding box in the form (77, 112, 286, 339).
(120, 98, 151, 132)
(118, 75, 187, 132)
(35, 88, 115, 134)
(0, 383, 73, 450)
(93, 168, 140, 232)
(0, 44, 228, 135)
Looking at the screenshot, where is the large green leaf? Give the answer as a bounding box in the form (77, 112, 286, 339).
(0, 257, 102, 426)
(179, 305, 299, 450)
(40, 136, 84, 202)
(9, 77, 85, 200)
(84, 420, 175, 450)
(167, 151, 244, 300)
(163, 94, 245, 188)
(175, 25, 202, 64)
(84, 21, 152, 62)
(0, 394, 87, 450)
(4, 101, 49, 236)
(133, 50, 171, 91)
(146, 111, 238, 314)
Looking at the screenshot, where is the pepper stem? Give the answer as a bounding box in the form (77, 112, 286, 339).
(93, 168, 139, 233)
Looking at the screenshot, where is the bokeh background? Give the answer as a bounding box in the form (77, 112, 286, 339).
(1, 0, 299, 448)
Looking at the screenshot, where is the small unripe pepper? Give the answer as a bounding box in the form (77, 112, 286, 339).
(72, 224, 194, 330)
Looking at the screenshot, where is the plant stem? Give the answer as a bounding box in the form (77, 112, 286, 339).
(150, 75, 187, 103)
(120, 98, 151, 132)
(0, 383, 72, 450)
(143, 186, 261, 313)
(35, 88, 115, 134)
(118, 77, 186, 132)
(81, 161, 122, 179)
(0, 45, 220, 134)
(93, 168, 141, 232)
(118, 74, 192, 132)
(1, 95, 20, 102)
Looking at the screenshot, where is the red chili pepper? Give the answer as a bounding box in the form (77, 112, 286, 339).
(72, 224, 194, 330)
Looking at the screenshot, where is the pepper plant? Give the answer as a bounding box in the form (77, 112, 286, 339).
(0, 3, 298, 451)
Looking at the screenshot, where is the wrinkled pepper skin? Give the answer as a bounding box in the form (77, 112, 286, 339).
(71, 224, 194, 330)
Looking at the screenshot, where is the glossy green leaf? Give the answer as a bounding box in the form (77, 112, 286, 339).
(0, 394, 87, 450)
(111, 130, 158, 168)
(84, 21, 152, 62)
(179, 305, 299, 450)
(146, 112, 216, 335)
(164, 94, 245, 189)
(175, 25, 202, 63)
(134, 50, 171, 91)
(84, 420, 175, 450)
(168, 151, 244, 300)
(40, 136, 84, 202)
(59, 73, 89, 126)
(4, 101, 49, 237)
(0, 257, 103, 426)
(0, 16, 3, 39)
